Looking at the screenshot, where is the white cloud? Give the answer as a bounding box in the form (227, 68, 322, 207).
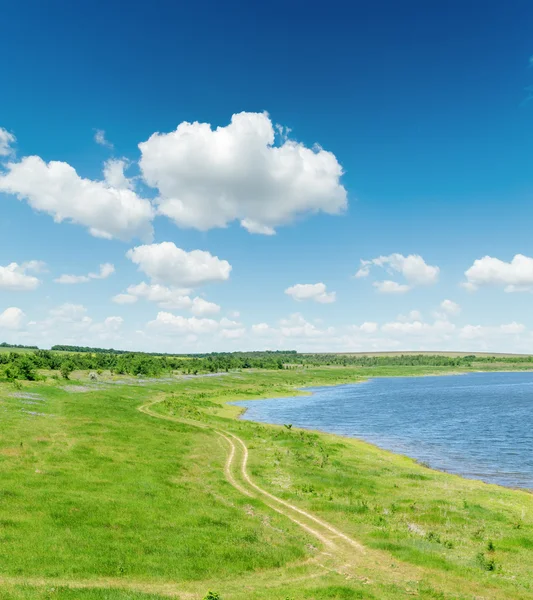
(373, 280, 411, 294)
(357, 253, 439, 292)
(123, 282, 192, 309)
(0, 156, 154, 241)
(0, 261, 43, 291)
(191, 297, 221, 316)
(463, 254, 533, 292)
(112, 293, 138, 305)
(359, 321, 378, 333)
(126, 242, 231, 287)
(147, 312, 220, 335)
(138, 111, 347, 234)
(103, 158, 133, 190)
(439, 299, 461, 316)
(0, 128, 16, 157)
(94, 129, 113, 149)
(279, 313, 334, 338)
(24, 303, 127, 346)
(92, 316, 124, 333)
(459, 322, 525, 340)
(55, 263, 115, 284)
(284, 282, 336, 304)
(251, 323, 272, 336)
(220, 327, 246, 339)
(0, 307, 25, 330)
(397, 310, 423, 322)
(113, 281, 221, 315)
(381, 319, 455, 336)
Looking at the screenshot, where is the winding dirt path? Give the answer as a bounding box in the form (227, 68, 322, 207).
(139, 399, 364, 557)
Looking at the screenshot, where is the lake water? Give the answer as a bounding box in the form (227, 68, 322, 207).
(233, 372, 533, 489)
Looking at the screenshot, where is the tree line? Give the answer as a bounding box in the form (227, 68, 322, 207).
(1, 349, 531, 382)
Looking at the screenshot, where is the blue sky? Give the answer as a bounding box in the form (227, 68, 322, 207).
(2, 0, 533, 352)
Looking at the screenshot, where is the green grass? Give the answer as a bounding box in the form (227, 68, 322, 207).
(1, 365, 533, 599)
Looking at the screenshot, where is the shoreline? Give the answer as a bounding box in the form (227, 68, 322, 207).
(230, 370, 533, 495)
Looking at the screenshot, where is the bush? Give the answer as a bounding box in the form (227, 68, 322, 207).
(60, 361, 74, 380)
(203, 593, 222, 600)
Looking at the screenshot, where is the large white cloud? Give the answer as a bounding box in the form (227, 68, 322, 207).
(0, 261, 43, 291)
(126, 242, 231, 287)
(463, 254, 533, 292)
(138, 111, 347, 234)
(55, 263, 115, 284)
(284, 282, 336, 303)
(357, 253, 439, 292)
(0, 156, 154, 241)
(0, 307, 26, 330)
(0, 128, 16, 157)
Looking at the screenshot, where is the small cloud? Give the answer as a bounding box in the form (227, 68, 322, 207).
(0, 127, 16, 157)
(55, 263, 115, 284)
(285, 282, 336, 304)
(373, 280, 411, 294)
(94, 129, 114, 149)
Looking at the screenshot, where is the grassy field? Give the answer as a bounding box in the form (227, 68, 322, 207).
(1, 365, 532, 599)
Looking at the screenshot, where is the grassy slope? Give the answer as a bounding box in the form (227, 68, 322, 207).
(1, 365, 533, 599)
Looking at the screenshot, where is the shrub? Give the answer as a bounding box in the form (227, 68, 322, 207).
(60, 361, 74, 380)
(476, 552, 497, 571)
(203, 593, 221, 600)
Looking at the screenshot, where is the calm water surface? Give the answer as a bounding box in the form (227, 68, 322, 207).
(234, 372, 533, 489)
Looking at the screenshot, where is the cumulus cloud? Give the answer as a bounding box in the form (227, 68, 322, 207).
(25, 303, 126, 345)
(356, 321, 379, 333)
(94, 129, 113, 149)
(397, 310, 423, 322)
(112, 293, 138, 305)
(279, 313, 335, 338)
(114, 281, 221, 316)
(0, 261, 43, 291)
(147, 312, 221, 335)
(126, 242, 231, 287)
(0, 156, 154, 241)
(251, 323, 272, 336)
(55, 263, 115, 284)
(459, 322, 525, 339)
(0, 307, 26, 329)
(373, 280, 411, 294)
(138, 111, 347, 234)
(439, 299, 461, 316)
(191, 297, 221, 316)
(381, 318, 455, 337)
(117, 282, 191, 309)
(463, 254, 533, 292)
(357, 253, 439, 292)
(0, 128, 16, 157)
(284, 282, 336, 304)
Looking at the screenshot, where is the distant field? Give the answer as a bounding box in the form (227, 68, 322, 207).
(0, 347, 36, 354)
